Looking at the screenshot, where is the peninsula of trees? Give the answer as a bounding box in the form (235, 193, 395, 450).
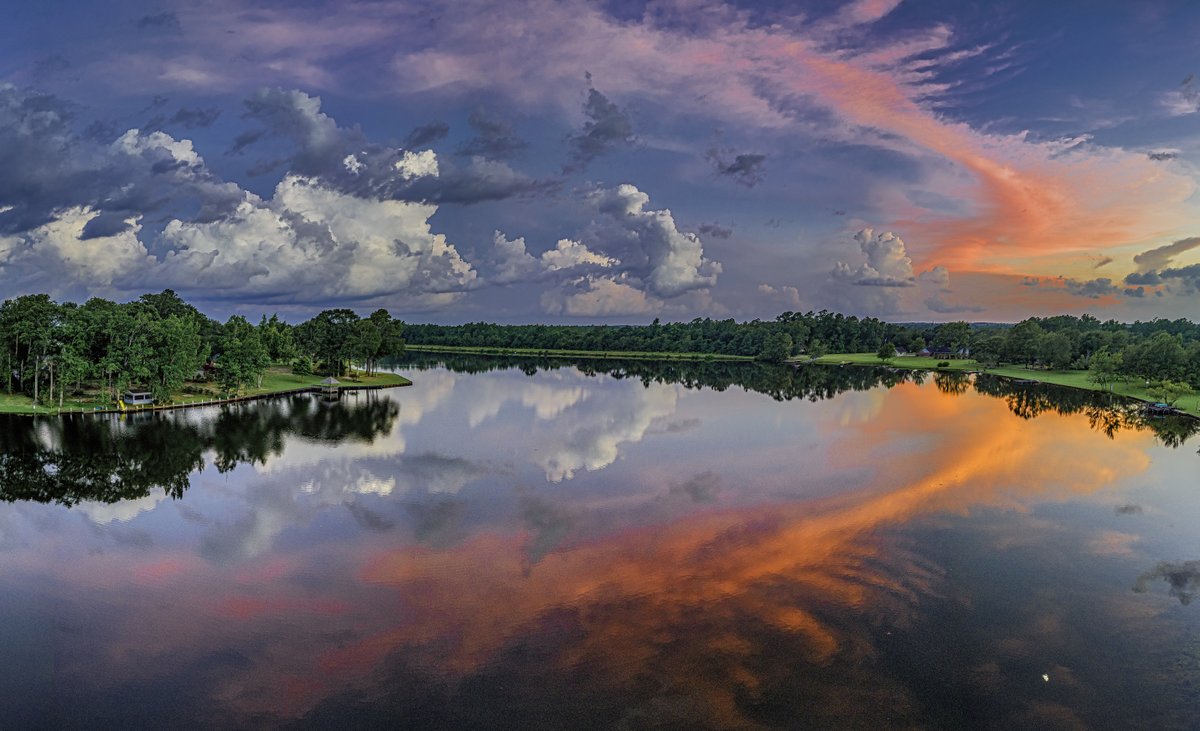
(0, 290, 406, 410)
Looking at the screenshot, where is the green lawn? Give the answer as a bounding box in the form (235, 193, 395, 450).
(810, 353, 980, 371)
(0, 366, 412, 416)
(810, 352, 1200, 418)
(406, 343, 754, 361)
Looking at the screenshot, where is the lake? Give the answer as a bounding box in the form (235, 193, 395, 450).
(1, 355, 1199, 729)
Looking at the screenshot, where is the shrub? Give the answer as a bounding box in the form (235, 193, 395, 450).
(291, 355, 316, 376)
(936, 361, 950, 368)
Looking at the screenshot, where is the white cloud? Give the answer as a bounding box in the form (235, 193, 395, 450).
(833, 228, 916, 287)
(540, 238, 618, 271)
(490, 230, 540, 284)
(394, 149, 439, 179)
(758, 283, 802, 308)
(590, 183, 721, 297)
(541, 274, 658, 316)
(0, 207, 153, 296)
(155, 174, 477, 302)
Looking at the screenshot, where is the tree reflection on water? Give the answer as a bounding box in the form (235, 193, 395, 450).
(0, 393, 398, 506)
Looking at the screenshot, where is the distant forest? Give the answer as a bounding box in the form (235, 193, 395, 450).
(405, 312, 1200, 390)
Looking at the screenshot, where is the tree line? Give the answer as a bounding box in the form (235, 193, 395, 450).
(0, 290, 406, 405)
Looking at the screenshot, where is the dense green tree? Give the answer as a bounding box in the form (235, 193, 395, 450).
(258, 314, 297, 362)
(876, 342, 895, 363)
(1039, 332, 1074, 370)
(1088, 349, 1123, 392)
(932, 321, 971, 353)
(1005, 321, 1045, 366)
(295, 309, 360, 376)
(758, 332, 793, 363)
(216, 316, 270, 395)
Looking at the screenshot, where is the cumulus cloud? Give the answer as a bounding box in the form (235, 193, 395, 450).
(540, 238, 618, 271)
(833, 228, 916, 287)
(706, 148, 767, 187)
(489, 230, 540, 284)
(758, 283, 802, 308)
(155, 174, 477, 303)
(588, 183, 721, 297)
(918, 265, 950, 288)
(541, 274, 657, 317)
(827, 228, 980, 315)
(565, 86, 635, 173)
(456, 108, 527, 159)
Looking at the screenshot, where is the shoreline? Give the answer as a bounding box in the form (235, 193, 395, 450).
(404, 343, 754, 361)
(805, 354, 1200, 419)
(0, 370, 412, 417)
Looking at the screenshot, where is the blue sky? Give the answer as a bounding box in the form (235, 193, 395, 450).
(3, 0, 1200, 323)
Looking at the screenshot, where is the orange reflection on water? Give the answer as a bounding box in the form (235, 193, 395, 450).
(299, 382, 1155, 723)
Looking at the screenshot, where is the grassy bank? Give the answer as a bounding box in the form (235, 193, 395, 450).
(809, 353, 1200, 418)
(0, 366, 412, 416)
(405, 343, 754, 361)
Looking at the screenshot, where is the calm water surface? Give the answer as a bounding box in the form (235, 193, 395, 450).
(2, 357, 1200, 729)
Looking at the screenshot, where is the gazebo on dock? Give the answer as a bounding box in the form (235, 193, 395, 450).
(319, 376, 340, 396)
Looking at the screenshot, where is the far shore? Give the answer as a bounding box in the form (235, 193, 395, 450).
(807, 353, 1200, 419)
(0, 366, 412, 417)
(404, 343, 754, 361)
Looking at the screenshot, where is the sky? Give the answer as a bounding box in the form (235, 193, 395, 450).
(2, 0, 1200, 324)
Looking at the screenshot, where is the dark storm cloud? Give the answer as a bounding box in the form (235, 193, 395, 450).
(1123, 271, 1161, 286)
(706, 148, 767, 187)
(1134, 559, 1200, 604)
(170, 106, 222, 129)
(234, 88, 554, 205)
(135, 11, 181, 32)
(698, 222, 733, 239)
(1124, 286, 1146, 298)
(456, 108, 527, 159)
(1063, 277, 1120, 299)
(404, 120, 450, 148)
(404, 158, 559, 204)
(1132, 236, 1200, 271)
(1114, 504, 1143, 515)
(1159, 263, 1200, 293)
(229, 128, 267, 155)
(79, 212, 136, 240)
(564, 87, 634, 173)
(239, 87, 357, 175)
(1147, 151, 1178, 161)
(0, 85, 240, 236)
